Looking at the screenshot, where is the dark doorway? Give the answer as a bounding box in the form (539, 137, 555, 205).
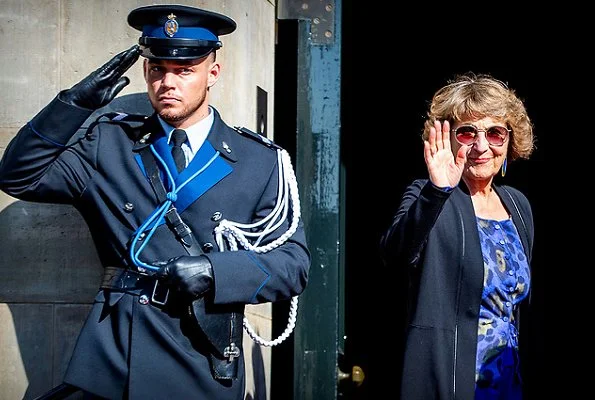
(271, 18, 299, 400)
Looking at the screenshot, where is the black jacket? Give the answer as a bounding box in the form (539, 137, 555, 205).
(380, 179, 533, 400)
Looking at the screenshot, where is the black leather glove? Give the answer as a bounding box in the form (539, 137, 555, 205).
(154, 255, 214, 298)
(60, 45, 142, 109)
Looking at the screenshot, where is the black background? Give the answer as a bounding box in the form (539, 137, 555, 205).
(341, 4, 590, 399)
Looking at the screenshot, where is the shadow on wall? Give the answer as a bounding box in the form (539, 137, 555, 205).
(245, 339, 267, 400)
(0, 200, 99, 399)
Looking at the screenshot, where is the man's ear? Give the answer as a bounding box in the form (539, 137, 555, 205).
(142, 58, 149, 81)
(207, 62, 221, 88)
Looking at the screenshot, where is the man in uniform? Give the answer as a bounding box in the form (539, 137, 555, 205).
(0, 4, 310, 399)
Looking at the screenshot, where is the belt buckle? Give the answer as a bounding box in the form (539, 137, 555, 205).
(151, 280, 169, 306)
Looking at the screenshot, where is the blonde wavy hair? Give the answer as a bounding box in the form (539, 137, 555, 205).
(423, 72, 535, 161)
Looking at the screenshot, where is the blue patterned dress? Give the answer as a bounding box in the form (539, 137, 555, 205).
(474, 217, 530, 400)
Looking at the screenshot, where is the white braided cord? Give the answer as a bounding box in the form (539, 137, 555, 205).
(214, 149, 301, 347)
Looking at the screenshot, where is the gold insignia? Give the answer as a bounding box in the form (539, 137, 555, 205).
(164, 13, 178, 37)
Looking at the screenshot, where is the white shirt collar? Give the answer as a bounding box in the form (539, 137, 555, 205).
(159, 107, 214, 153)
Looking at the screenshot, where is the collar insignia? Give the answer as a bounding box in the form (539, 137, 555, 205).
(222, 141, 232, 153)
(139, 133, 151, 144)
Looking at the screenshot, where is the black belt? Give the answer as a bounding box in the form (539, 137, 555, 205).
(100, 266, 170, 306)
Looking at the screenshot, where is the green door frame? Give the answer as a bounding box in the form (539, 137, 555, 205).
(277, 1, 344, 399)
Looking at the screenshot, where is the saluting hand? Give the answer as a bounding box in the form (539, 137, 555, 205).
(60, 45, 142, 110)
(423, 120, 468, 188)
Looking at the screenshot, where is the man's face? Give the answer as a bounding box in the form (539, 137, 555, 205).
(143, 54, 219, 127)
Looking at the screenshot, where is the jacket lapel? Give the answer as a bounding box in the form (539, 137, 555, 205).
(132, 112, 234, 214)
(496, 185, 531, 262)
(174, 140, 232, 212)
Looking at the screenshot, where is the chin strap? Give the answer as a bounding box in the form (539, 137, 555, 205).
(214, 148, 301, 347)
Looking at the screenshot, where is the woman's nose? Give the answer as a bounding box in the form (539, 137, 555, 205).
(472, 132, 490, 151)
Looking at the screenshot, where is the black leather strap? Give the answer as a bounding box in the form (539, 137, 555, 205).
(100, 266, 170, 305)
(139, 146, 204, 256)
(100, 266, 152, 290)
(139, 146, 168, 201)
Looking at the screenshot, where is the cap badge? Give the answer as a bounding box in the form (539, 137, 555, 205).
(164, 13, 179, 37)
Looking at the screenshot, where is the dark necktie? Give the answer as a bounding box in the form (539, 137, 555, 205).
(171, 129, 187, 172)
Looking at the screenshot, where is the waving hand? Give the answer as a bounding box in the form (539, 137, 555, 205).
(423, 120, 468, 189)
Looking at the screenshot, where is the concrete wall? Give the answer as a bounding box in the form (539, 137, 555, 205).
(0, 1, 277, 399)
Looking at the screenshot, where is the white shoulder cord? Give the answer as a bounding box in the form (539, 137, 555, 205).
(214, 148, 301, 347)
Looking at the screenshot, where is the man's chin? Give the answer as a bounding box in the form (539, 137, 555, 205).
(158, 109, 186, 123)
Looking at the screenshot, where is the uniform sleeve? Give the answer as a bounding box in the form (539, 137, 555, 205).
(205, 158, 310, 305)
(379, 179, 453, 266)
(0, 94, 94, 203)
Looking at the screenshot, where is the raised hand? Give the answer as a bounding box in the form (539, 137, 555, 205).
(60, 45, 142, 110)
(423, 120, 468, 189)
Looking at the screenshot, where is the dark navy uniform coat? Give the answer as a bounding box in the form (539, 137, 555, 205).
(0, 94, 310, 399)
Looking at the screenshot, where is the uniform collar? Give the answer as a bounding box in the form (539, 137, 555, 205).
(158, 107, 214, 153)
(132, 107, 239, 163)
(206, 107, 238, 163)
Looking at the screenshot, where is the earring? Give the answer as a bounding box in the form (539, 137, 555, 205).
(501, 157, 507, 177)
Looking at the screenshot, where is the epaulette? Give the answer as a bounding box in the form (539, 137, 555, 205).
(96, 112, 149, 124)
(85, 112, 150, 142)
(233, 126, 283, 150)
